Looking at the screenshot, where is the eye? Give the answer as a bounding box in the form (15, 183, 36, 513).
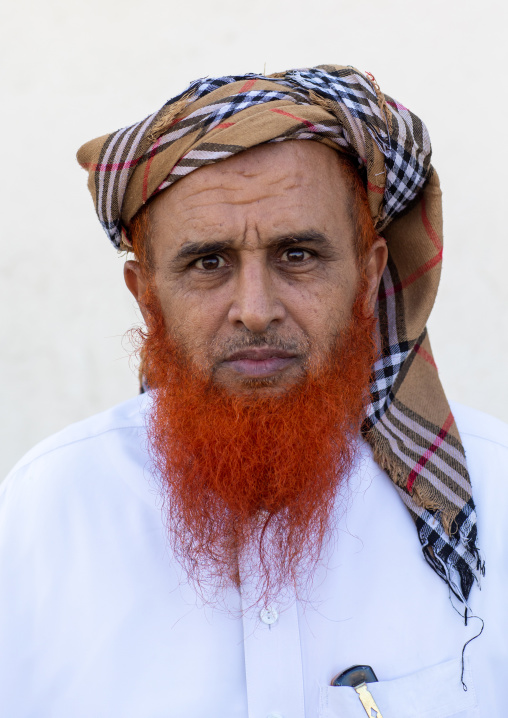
(194, 254, 226, 271)
(281, 247, 312, 263)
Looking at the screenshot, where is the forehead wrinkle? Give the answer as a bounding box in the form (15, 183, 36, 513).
(232, 163, 300, 183)
(174, 188, 295, 217)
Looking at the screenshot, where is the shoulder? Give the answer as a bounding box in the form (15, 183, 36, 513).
(9, 393, 149, 472)
(451, 401, 508, 451)
(0, 393, 153, 512)
(450, 401, 508, 488)
(450, 401, 508, 495)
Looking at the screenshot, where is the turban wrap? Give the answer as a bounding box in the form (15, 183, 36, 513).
(77, 65, 483, 607)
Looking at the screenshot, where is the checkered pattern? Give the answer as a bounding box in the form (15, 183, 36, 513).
(78, 66, 431, 248)
(77, 65, 483, 608)
(396, 489, 484, 602)
(367, 263, 412, 422)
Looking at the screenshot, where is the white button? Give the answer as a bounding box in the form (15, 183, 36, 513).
(259, 606, 279, 625)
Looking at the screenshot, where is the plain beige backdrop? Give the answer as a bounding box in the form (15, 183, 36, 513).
(1, 0, 507, 479)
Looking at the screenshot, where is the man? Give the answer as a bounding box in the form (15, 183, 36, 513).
(1, 65, 507, 716)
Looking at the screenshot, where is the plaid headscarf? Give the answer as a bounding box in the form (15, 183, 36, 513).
(77, 65, 484, 607)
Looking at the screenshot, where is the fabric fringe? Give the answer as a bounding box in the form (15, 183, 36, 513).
(368, 429, 458, 535)
(364, 71, 393, 134)
(308, 89, 340, 115)
(147, 89, 196, 144)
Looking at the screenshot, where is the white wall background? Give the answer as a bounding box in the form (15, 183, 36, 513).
(1, 0, 507, 479)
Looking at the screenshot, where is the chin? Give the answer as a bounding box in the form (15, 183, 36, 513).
(222, 372, 306, 397)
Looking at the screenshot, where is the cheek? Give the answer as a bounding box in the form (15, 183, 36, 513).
(287, 276, 359, 343)
(158, 290, 227, 364)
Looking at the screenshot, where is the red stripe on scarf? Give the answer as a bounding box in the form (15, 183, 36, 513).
(240, 79, 257, 92)
(379, 250, 442, 299)
(421, 196, 441, 251)
(386, 99, 408, 112)
(269, 107, 316, 130)
(406, 412, 454, 493)
(414, 342, 438, 370)
(367, 181, 384, 195)
(80, 157, 142, 172)
(379, 199, 443, 299)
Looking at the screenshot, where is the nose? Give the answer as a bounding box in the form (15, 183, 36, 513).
(228, 259, 286, 333)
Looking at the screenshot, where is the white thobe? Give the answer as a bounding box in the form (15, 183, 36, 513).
(0, 394, 507, 717)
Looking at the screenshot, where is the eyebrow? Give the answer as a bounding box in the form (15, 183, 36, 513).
(172, 231, 332, 263)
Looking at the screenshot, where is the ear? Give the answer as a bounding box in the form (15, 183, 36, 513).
(363, 237, 388, 316)
(124, 260, 150, 324)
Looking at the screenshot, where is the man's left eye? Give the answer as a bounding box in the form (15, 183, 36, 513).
(282, 248, 312, 262)
(194, 254, 226, 270)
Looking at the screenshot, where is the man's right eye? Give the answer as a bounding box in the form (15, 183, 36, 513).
(194, 255, 226, 271)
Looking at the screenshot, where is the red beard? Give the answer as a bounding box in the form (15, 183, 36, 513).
(140, 282, 376, 604)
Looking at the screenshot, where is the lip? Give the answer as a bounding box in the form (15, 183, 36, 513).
(223, 348, 297, 378)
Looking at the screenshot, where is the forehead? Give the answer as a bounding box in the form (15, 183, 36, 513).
(148, 140, 353, 247)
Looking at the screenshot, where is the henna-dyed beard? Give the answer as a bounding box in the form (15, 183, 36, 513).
(141, 282, 376, 604)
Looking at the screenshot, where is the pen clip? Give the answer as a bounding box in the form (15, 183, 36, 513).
(331, 665, 383, 718)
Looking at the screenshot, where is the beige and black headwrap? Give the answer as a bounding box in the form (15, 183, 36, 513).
(78, 65, 483, 607)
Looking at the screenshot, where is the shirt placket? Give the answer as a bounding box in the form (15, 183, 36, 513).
(241, 588, 305, 718)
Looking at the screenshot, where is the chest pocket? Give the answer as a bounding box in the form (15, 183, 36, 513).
(319, 658, 478, 718)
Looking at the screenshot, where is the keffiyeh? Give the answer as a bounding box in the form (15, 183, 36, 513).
(77, 64, 483, 607)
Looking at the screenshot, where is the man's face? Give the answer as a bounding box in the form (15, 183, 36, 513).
(127, 140, 386, 396)
(124, 141, 387, 600)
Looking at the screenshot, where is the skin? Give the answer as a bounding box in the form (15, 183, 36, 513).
(125, 140, 388, 396)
